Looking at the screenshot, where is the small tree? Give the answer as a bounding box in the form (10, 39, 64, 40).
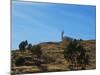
(25, 40, 28, 46)
(27, 43, 32, 50)
(64, 39, 89, 70)
(64, 39, 79, 70)
(19, 40, 28, 51)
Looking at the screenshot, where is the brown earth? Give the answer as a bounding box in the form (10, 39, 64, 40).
(11, 40, 96, 74)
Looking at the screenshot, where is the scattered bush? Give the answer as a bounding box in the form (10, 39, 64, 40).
(31, 45, 42, 58)
(15, 56, 25, 66)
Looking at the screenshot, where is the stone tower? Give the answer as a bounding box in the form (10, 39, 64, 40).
(61, 30, 64, 41)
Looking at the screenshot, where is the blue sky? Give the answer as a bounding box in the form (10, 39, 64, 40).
(12, 1, 96, 49)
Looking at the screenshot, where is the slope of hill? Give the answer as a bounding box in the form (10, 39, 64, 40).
(11, 40, 96, 74)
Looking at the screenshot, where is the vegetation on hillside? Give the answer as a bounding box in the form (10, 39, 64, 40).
(11, 38, 96, 74)
(64, 39, 89, 70)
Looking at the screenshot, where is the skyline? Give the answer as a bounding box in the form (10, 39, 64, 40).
(12, 1, 96, 49)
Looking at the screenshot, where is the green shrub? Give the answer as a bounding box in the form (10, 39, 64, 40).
(19, 40, 28, 51)
(27, 43, 32, 50)
(31, 45, 42, 58)
(15, 56, 25, 66)
(64, 39, 89, 70)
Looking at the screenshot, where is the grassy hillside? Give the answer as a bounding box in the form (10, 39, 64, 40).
(11, 40, 96, 74)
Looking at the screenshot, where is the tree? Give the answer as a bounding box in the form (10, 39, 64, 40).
(79, 39, 83, 41)
(64, 39, 78, 60)
(25, 40, 28, 45)
(64, 39, 89, 70)
(19, 40, 28, 51)
(27, 43, 32, 50)
(64, 39, 78, 70)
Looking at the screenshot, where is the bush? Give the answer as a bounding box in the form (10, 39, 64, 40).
(41, 54, 55, 64)
(31, 45, 42, 58)
(64, 39, 78, 61)
(15, 56, 25, 66)
(64, 39, 89, 70)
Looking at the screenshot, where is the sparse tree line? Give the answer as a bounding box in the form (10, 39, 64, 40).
(14, 38, 89, 70)
(19, 40, 32, 51)
(18, 40, 42, 59)
(13, 40, 43, 68)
